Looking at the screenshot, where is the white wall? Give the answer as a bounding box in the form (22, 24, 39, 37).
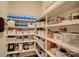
(0, 1, 9, 57)
(41, 1, 55, 15)
(0, 1, 9, 18)
(9, 1, 42, 17)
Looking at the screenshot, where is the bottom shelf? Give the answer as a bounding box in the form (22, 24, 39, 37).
(7, 49, 36, 54)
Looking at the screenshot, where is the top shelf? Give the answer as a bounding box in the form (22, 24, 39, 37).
(47, 1, 79, 18)
(37, 2, 79, 21)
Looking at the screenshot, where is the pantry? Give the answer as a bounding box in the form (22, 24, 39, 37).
(0, 1, 79, 57)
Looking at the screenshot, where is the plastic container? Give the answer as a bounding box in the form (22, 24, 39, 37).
(7, 20, 15, 27)
(62, 33, 73, 45)
(53, 33, 63, 41)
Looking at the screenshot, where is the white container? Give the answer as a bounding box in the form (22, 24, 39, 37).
(72, 34, 79, 47)
(19, 43, 23, 50)
(7, 20, 15, 27)
(62, 33, 73, 45)
(53, 33, 63, 41)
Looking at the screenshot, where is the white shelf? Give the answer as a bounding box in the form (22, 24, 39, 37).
(45, 50, 55, 57)
(7, 18, 36, 22)
(36, 49, 41, 57)
(6, 49, 36, 54)
(7, 40, 35, 44)
(36, 34, 47, 39)
(36, 26, 47, 28)
(47, 38, 79, 54)
(36, 41, 45, 51)
(5, 26, 35, 29)
(47, 20, 79, 27)
(6, 34, 35, 36)
(16, 26, 35, 29)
